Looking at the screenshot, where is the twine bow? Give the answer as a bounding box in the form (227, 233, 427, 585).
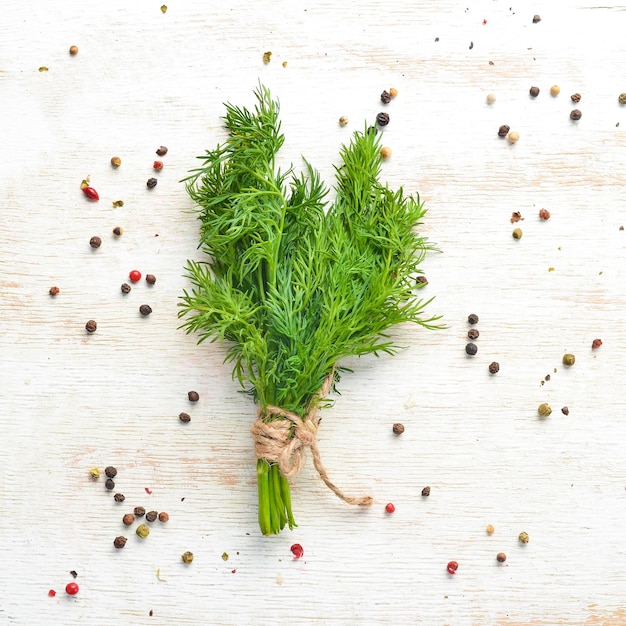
(250, 371, 373, 507)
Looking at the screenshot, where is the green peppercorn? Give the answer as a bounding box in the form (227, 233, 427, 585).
(136, 524, 150, 538)
(181, 551, 194, 564)
(538, 403, 552, 417)
(518, 531, 529, 544)
(512, 228, 523, 240)
(89, 468, 100, 480)
(562, 353, 575, 366)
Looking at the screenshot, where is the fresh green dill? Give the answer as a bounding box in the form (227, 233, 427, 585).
(179, 85, 441, 535)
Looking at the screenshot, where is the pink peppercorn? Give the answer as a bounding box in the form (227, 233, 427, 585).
(385, 503, 395, 513)
(290, 544, 304, 559)
(447, 561, 458, 575)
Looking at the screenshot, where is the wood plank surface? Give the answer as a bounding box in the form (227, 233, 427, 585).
(2, 1, 626, 624)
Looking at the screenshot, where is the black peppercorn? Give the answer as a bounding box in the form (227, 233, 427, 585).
(121, 283, 131, 294)
(380, 90, 391, 104)
(113, 536, 127, 549)
(376, 112, 390, 127)
(415, 276, 428, 286)
(139, 304, 152, 316)
(188, 391, 200, 402)
(489, 361, 500, 374)
(529, 86, 540, 97)
(49, 286, 60, 296)
(179, 412, 191, 423)
(89, 236, 102, 249)
(134, 506, 146, 517)
(146, 510, 158, 523)
(145, 274, 156, 285)
(468, 328, 479, 340)
(105, 478, 115, 490)
(570, 109, 582, 120)
(147, 178, 158, 189)
(156, 146, 168, 156)
(105, 466, 117, 478)
(532, 14, 541, 23)
(85, 320, 97, 333)
(467, 313, 479, 325)
(114, 493, 125, 502)
(497, 124, 510, 138)
(561, 406, 570, 415)
(571, 93, 581, 103)
(421, 486, 431, 497)
(465, 342, 478, 356)
(392, 423, 405, 435)
(112, 226, 123, 237)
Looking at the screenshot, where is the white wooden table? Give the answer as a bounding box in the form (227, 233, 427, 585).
(2, 1, 626, 624)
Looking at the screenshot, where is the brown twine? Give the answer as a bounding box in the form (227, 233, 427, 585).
(250, 371, 373, 507)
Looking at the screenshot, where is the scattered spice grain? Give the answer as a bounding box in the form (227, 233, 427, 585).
(114, 493, 125, 502)
(507, 131, 520, 144)
(570, 109, 582, 121)
(561, 406, 569, 415)
(486, 524, 495, 534)
(121, 283, 131, 294)
(82, 186, 99, 201)
(136, 524, 150, 538)
(468, 328, 479, 340)
(113, 536, 127, 549)
(156, 146, 168, 156)
(105, 478, 115, 490)
(145, 274, 156, 285)
(465, 342, 478, 356)
(129, 270, 141, 282)
(134, 506, 146, 517)
(65, 582, 79, 596)
(139, 304, 152, 316)
(489, 361, 500, 374)
(112, 226, 123, 237)
(510, 211, 523, 223)
(512, 228, 523, 239)
(89, 236, 102, 249)
(498, 124, 510, 137)
(532, 15, 541, 23)
(529, 86, 540, 97)
(105, 466, 117, 478)
(376, 112, 390, 127)
(49, 286, 60, 296)
(539, 208, 551, 220)
(392, 423, 405, 435)
(468, 313, 479, 325)
(592, 338, 602, 349)
(146, 178, 158, 189)
(571, 93, 581, 103)
(538, 403, 552, 417)
(380, 146, 392, 159)
(262, 51, 272, 64)
(415, 276, 428, 286)
(518, 531, 529, 544)
(486, 93, 496, 104)
(562, 353, 575, 366)
(380, 90, 391, 104)
(550, 85, 560, 96)
(179, 412, 191, 423)
(338, 116, 348, 127)
(110, 156, 121, 168)
(181, 551, 194, 564)
(89, 468, 100, 479)
(389, 87, 398, 98)
(69, 45, 79, 56)
(385, 502, 395, 513)
(421, 486, 431, 496)
(85, 320, 97, 333)
(153, 160, 163, 171)
(290, 544, 304, 559)
(158, 512, 169, 522)
(188, 391, 200, 402)
(146, 510, 158, 522)
(497, 552, 507, 562)
(447, 561, 458, 575)
(619, 93, 626, 105)
(123, 514, 135, 526)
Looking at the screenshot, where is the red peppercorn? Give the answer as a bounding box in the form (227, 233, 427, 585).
(592, 338, 602, 349)
(447, 561, 458, 575)
(153, 160, 164, 171)
(65, 582, 79, 595)
(290, 543, 304, 559)
(385, 502, 395, 514)
(48, 590, 56, 597)
(82, 187, 99, 201)
(129, 270, 142, 282)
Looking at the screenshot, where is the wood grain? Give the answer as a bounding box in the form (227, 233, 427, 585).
(2, 1, 626, 624)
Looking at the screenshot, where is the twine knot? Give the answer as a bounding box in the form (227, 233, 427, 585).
(250, 372, 373, 507)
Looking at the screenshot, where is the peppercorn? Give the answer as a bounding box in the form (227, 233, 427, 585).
(105, 466, 117, 478)
(619, 93, 626, 105)
(486, 524, 495, 534)
(153, 160, 164, 171)
(532, 14, 541, 23)
(421, 486, 430, 497)
(69, 45, 79, 56)
(561, 406, 570, 415)
(89, 467, 100, 480)
(497, 552, 507, 563)
(134, 506, 146, 517)
(489, 361, 500, 374)
(338, 116, 348, 127)
(188, 391, 200, 402)
(129, 270, 141, 282)
(65, 582, 79, 596)
(114, 493, 125, 502)
(570, 109, 582, 121)
(145, 510, 158, 522)
(592, 338, 602, 349)
(179, 412, 191, 423)
(529, 86, 540, 97)
(110, 156, 122, 168)
(158, 512, 169, 522)
(465, 342, 478, 356)
(376, 112, 390, 127)
(385, 502, 395, 513)
(571, 93, 581, 103)
(507, 131, 520, 144)
(539, 208, 551, 220)
(147, 178, 158, 189)
(113, 536, 127, 549)
(389, 87, 398, 98)
(512, 228, 523, 240)
(85, 320, 97, 333)
(105, 478, 115, 490)
(136, 524, 150, 538)
(497, 124, 510, 138)
(49, 286, 60, 296)
(121, 283, 131, 294)
(392, 423, 404, 435)
(82, 186, 99, 201)
(145, 274, 156, 285)
(518, 531, 529, 544)
(538, 403, 552, 417)
(468, 313, 479, 325)
(181, 551, 194, 564)
(447, 561, 458, 575)
(415, 276, 428, 286)
(122, 513, 135, 526)
(156, 146, 168, 156)
(468, 328, 479, 340)
(112, 226, 123, 237)
(562, 353, 575, 366)
(139, 304, 152, 316)
(380, 146, 392, 159)
(89, 236, 102, 249)
(380, 90, 391, 104)
(486, 93, 496, 104)
(550, 85, 560, 96)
